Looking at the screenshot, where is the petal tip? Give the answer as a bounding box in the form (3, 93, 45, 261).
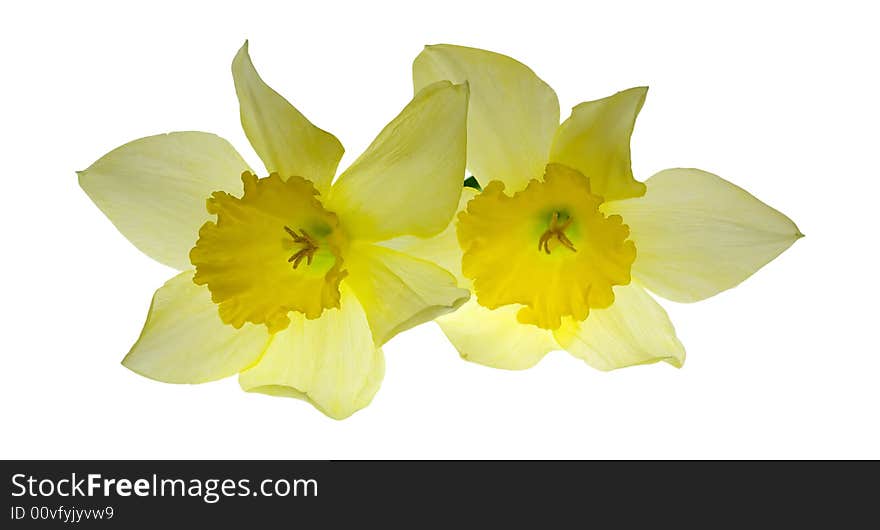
(120, 352, 165, 384)
(666, 353, 686, 369)
(624, 85, 649, 107)
(75, 169, 87, 188)
(232, 40, 252, 69)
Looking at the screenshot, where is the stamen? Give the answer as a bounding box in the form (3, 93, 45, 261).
(285, 226, 319, 269)
(538, 212, 577, 254)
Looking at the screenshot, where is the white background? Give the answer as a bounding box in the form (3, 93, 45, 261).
(2, 0, 877, 459)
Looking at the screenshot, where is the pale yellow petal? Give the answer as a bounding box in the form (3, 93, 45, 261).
(238, 287, 384, 420)
(345, 242, 470, 346)
(232, 41, 343, 192)
(327, 81, 468, 241)
(413, 44, 559, 192)
(123, 271, 270, 383)
(553, 282, 685, 370)
(603, 168, 802, 302)
(78, 132, 251, 270)
(436, 298, 558, 370)
(379, 186, 479, 286)
(550, 87, 648, 201)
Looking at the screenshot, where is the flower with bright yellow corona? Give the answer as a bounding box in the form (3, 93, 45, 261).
(79, 43, 470, 419)
(403, 44, 802, 370)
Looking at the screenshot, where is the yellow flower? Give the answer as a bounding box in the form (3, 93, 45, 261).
(78, 42, 470, 419)
(400, 44, 802, 370)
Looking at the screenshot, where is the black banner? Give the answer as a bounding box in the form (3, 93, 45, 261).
(2, 461, 875, 526)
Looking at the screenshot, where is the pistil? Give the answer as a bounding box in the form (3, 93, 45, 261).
(538, 212, 577, 254)
(285, 226, 319, 268)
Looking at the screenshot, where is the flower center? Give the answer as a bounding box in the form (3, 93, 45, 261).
(538, 211, 577, 254)
(284, 226, 320, 268)
(457, 163, 636, 330)
(190, 172, 348, 333)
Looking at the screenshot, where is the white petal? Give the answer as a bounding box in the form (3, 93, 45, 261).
(550, 87, 648, 201)
(78, 132, 251, 270)
(553, 282, 685, 370)
(238, 287, 384, 420)
(344, 242, 470, 345)
(413, 44, 559, 192)
(437, 299, 558, 370)
(379, 186, 479, 287)
(603, 168, 802, 302)
(327, 81, 469, 241)
(123, 271, 269, 383)
(232, 41, 343, 192)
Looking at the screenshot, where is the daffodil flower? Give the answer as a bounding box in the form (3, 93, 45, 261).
(78, 43, 470, 419)
(401, 44, 802, 370)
